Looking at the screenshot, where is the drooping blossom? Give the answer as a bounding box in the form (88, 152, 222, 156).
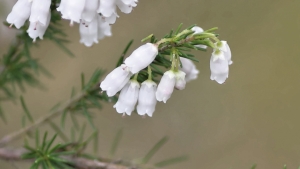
(179, 57, 199, 82)
(210, 50, 229, 84)
(174, 70, 186, 90)
(29, 0, 51, 26)
(6, 0, 32, 29)
(100, 64, 132, 97)
(124, 43, 158, 74)
(79, 17, 99, 47)
(137, 80, 157, 117)
(27, 11, 51, 42)
(156, 70, 176, 103)
(114, 80, 140, 116)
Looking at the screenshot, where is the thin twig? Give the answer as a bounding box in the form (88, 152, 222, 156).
(0, 147, 155, 169)
(158, 37, 194, 52)
(0, 89, 89, 147)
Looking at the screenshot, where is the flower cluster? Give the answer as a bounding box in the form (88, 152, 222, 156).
(6, 0, 138, 46)
(100, 43, 200, 117)
(100, 25, 233, 117)
(6, 0, 51, 42)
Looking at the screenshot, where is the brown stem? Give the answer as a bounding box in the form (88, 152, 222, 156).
(0, 147, 137, 169)
(158, 37, 195, 52)
(0, 90, 88, 147)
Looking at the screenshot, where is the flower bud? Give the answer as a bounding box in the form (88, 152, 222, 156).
(210, 53, 229, 84)
(27, 11, 51, 42)
(137, 80, 157, 117)
(6, 0, 32, 29)
(79, 17, 98, 47)
(179, 57, 199, 82)
(114, 80, 140, 116)
(29, 0, 51, 26)
(124, 43, 158, 74)
(156, 70, 176, 103)
(174, 70, 186, 90)
(100, 64, 132, 97)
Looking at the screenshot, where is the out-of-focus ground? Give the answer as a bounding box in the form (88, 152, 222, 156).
(1, 0, 300, 168)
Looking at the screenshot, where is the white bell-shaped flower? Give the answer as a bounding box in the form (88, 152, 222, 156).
(217, 41, 232, 65)
(79, 17, 98, 47)
(156, 70, 176, 103)
(60, 0, 86, 24)
(137, 80, 157, 117)
(29, 0, 51, 26)
(179, 57, 199, 82)
(27, 11, 51, 42)
(120, 0, 138, 6)
(225, 42, 232, 65)
(124, 43, 158, 74)
(191, 26, 207, 49)
(103, 12, 119, 24)
(57, 0, 67, 12)
(174, 70, 186, 90)
(81, 0, 99, 23)
(98, 0, 116, 18)
(210, 51, 229, 84)
(215, 41, 233, 65)
(114, 80, 140, 116)
(6, 0, 32, 29)
(100, 64, 132, 97)
(116, 0, 134, 14)
(97, 15, 112, 40)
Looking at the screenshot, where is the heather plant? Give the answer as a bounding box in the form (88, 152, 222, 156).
(0, 0, 234, 168)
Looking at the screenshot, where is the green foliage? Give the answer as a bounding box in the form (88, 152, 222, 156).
(155, 155, 189, 167)
(110, 129, 123, 157)
(22, 133, 75, 169)
(121, 23, 221, 83)
(141, 136, 169, 164)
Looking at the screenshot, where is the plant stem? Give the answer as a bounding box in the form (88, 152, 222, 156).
(0, 88, 91, 147)
(0, 147, 158, 169)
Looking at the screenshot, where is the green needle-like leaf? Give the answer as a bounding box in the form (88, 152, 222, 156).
(251, 164, 257, 169)
(45, 134, 57, 153)
(81, 73, 85, 90)
(35, 129, 40, 147)
(142, 136, 169, 164)
(0, 105, 7, 123)
(175, 23, 183, 35)
(110, 129, 123, 157)
(50, 102, 61, 112)
(20, 96, 34, 123)
(116, 40, 134, 67)
(82, 104, 95, 129)
(48, 120, 69, 142)
(41, 132, 48, 151)
(61, 110, 68, 128)
(78, 123, 86, 143)
(155, 155, 188, 167)
(70, 112, 79, 130)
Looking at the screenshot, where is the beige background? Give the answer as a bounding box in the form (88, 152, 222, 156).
(1, 0, 300, 168)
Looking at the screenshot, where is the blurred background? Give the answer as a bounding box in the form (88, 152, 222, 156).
(1, 0, 300, 168)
